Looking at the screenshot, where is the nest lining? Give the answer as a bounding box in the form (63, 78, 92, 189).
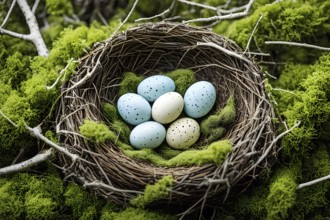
(56, 22, 277, 212)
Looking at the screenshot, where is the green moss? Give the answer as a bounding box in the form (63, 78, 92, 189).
(124, 140, 232, 167)
(0, 91, 36, 150)
(0, 182, 24, 220)
(280, 53, 330, 159)
(79, 119, 117, 143)
(201, 96, 236, 143)
(101, 102, 131, 143)
(158, 145, 183, 159)
(266, 168, 297, 220)
(46, 0, 73, 16)
(118, 72, 144, 96)
(223, 1, 328, 48)
(131, 176, 174, 208)
(64, 183, 104, 219)
(111, 120, 131, 143)
(0, 51, 31, 89)
(102, 102, 119, 122)
(25, 194, 57, 220)
(224, 185, 268, 219)
(291, 144, 330, 219)
(275, 63, 312, 91)
(102, 207, 176, 220)
(165, 69, 197, 95)
(0, 173, 64, 219)
(124, 148, 166, 165)
(167, 140, 232, 166)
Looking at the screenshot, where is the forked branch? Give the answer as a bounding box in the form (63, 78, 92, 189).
(0, 0, 49, 56)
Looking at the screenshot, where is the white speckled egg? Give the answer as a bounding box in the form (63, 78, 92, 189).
(130, 121, 166, 149)
(166, 117, 200, 150)
(184, 81, 216, 118)
(152, 92, 184, 124)
(117, 93, 151, 125)
(137, 75, 175, 102)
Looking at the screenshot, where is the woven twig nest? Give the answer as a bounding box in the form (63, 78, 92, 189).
(56, 23, 276, 213)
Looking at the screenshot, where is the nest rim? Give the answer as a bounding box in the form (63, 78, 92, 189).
(56, 22, 277, 213)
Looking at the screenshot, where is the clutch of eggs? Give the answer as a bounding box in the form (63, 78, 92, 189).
(117, 75, 217, 150)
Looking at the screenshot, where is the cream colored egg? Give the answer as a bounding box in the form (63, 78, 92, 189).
(152, 92, 184, 124)
(166, 117, 200, 150)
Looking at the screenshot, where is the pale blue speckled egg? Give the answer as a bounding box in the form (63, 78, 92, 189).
(184, 81, 216, 118)
(130, 121, 166, 149)
(117, 93, 151, 125)
(137, 75, 175, 102)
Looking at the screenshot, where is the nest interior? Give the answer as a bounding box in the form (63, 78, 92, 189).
(56, 23, 276, 212)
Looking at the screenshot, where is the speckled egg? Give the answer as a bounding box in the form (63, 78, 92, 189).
(152, 92, 184, 124)
(117, 93, 151, 125)
(166, 117, 200, 150)
(184, 81, 216, 118)
(137, 75, 175, 102)
(130, 121, 166, 149)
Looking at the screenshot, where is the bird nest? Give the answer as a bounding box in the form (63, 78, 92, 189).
(56, 23, 277, 214)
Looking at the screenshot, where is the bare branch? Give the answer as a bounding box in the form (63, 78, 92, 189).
(32, 0, 40, 14)
(297, 174, 330, 190)
(244, 14, 264, 54)
(0, 0, 49, 56)
(111, 0, 139, 38)
(0, 148, 53, 176)
(46, 58, 79, 90)
(196, 42, 255, 69)
(183, 0, 254, 23)
(0, 27, 30, 40)
(135, 8, 170, 22)
(25, 124, 80, 162)
(0, 110, 18, 128)
(264, 41, 330, 51)
(0, 110, 86, 164)
(84, 180, 142, 194)
(16, 0, 49, 56)
(0, 0, 16, 28)
(177, 0, 217, 11)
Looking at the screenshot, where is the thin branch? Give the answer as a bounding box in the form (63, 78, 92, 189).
(135, 8, 170, 22)
(177, 0, 217, 11)
(0, 148, 53, 176)
(0, 0, 49, 56)
(46, 58, 79, 90)
(0, 0, 16, 28)
(264, 41, 330, 51)
(25, 124, 80, 162)
(0, 110, 85, 164)
(32, 0, 40, 14)
(197, 42, 255, 68)
(183, 0, 254, 23)
(0, 110, 18, 128)
(297, 174, 330, 190)
(111, 0, 139, 38)
(16, 0, 49, 56)
(84, 180, 142, 194)
(244, 14, 264, 54)
(0, 27, 30, 40)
